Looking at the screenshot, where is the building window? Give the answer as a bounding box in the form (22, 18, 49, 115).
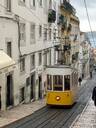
(49, 29, 52, 40)
(44, 28, 47, 41)
(39, 0, 42, 6)
(30, 54, 35, 70)
(30, 0, 35, 7)
(7, 42, 12, 57)
(20, 23, 26, 44)
(20, 0, 25, 2)
(49, 0, 52, 9)
(49, 50, 51, 65)
(43, 0, 47, 13)
(30, 23, 35, 44)
(53, 29, 56, 40)
(38, 52, 42, 65)
(18, 0, 25, 6)
(6, 0, 11, 12)
(43, 52, 47, 66)
(39, 25, 42, 38)
(20, 58, 25, 72)
(19, 87, 25, 103)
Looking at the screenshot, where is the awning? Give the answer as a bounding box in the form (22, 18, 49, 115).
(0, 51, 15, 70)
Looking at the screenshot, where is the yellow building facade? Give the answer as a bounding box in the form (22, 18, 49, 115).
(57, 0, 80, 66)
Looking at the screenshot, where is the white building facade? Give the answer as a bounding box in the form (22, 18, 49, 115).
(0, 0, 60, 111)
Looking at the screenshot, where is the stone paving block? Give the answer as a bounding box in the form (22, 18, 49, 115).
(70, 100, 96, 128)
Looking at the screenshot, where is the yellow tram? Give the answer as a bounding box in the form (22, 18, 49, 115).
(46, 65, 78, 106)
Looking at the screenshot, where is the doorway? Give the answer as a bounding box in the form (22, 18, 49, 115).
(30, 73, 35, 101)
(6, 74, 13, 107)
(38, 75, 42, 99)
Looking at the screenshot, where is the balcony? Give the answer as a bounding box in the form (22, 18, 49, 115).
(63, 44, 71, 51)
(58, 15, 65, 25)
(61, 1, 76, 15)
(48, 9, 56, 23)
(72, 52, 79, 62)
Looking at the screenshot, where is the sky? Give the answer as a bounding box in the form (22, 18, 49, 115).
(71, 0, 96, 32)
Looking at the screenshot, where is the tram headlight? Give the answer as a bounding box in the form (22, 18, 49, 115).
(56, 96, 60, 101)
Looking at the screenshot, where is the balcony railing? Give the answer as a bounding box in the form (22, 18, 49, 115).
(58, 15, 65, 25)
(61, 1, 76, 15)
(55, 44, 71, 51)
(72, 52, 79, 62)
(48, 9, 56, 23)
(63, 44, 71, 51)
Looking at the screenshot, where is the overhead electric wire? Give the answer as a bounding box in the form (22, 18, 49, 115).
(83, 0, 96, 47)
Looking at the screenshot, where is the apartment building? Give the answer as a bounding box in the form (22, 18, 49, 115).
(54, 0, 74, 65)
(0, 0, 19, 110)
(0, 0, 59, 110)
(70, 15, 80, 70)
(80, 32, 91, 78)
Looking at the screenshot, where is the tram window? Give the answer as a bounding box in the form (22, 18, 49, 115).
(53, 75, 63, 91)
(64, 75, 70, 90)
(47, 75, 52, 90)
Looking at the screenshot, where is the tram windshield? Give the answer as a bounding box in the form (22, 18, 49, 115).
(47, 75, 52, 90)
(53, 75, 63, 91)
(64, 75, 70, 90)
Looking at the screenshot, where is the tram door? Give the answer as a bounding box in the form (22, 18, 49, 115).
(38, 75, 42, 99)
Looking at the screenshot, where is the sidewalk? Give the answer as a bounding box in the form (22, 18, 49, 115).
(70, 99, 96, 128)
(0, 99, 46, 127)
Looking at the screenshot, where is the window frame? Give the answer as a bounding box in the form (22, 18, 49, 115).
(7, 41, 12, 57)
(39, 0, 43, 7)
(18, 0, 26, 6)
(38, 52, 42, 66)
(30, 54, 35, 70)
(39, 25, 42, 38)
(30, 23, 35, 44)
(20, 23, 26, 46)
(43, 28, 47, 41)
(20, 57, 25, 72)
(30, 0, 36, 8)
(6, 0, 11, 12)
(49, 29, 52, 40)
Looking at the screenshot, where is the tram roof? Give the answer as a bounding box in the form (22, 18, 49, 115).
(46, 65, 77, 70)
(46, 65, 77, 75)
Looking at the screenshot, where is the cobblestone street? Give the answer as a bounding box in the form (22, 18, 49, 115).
(71, 100, 96, 128)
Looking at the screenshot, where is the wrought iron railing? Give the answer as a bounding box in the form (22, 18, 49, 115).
(48, 9, 56, 23)
(61, 1, 76, 15)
